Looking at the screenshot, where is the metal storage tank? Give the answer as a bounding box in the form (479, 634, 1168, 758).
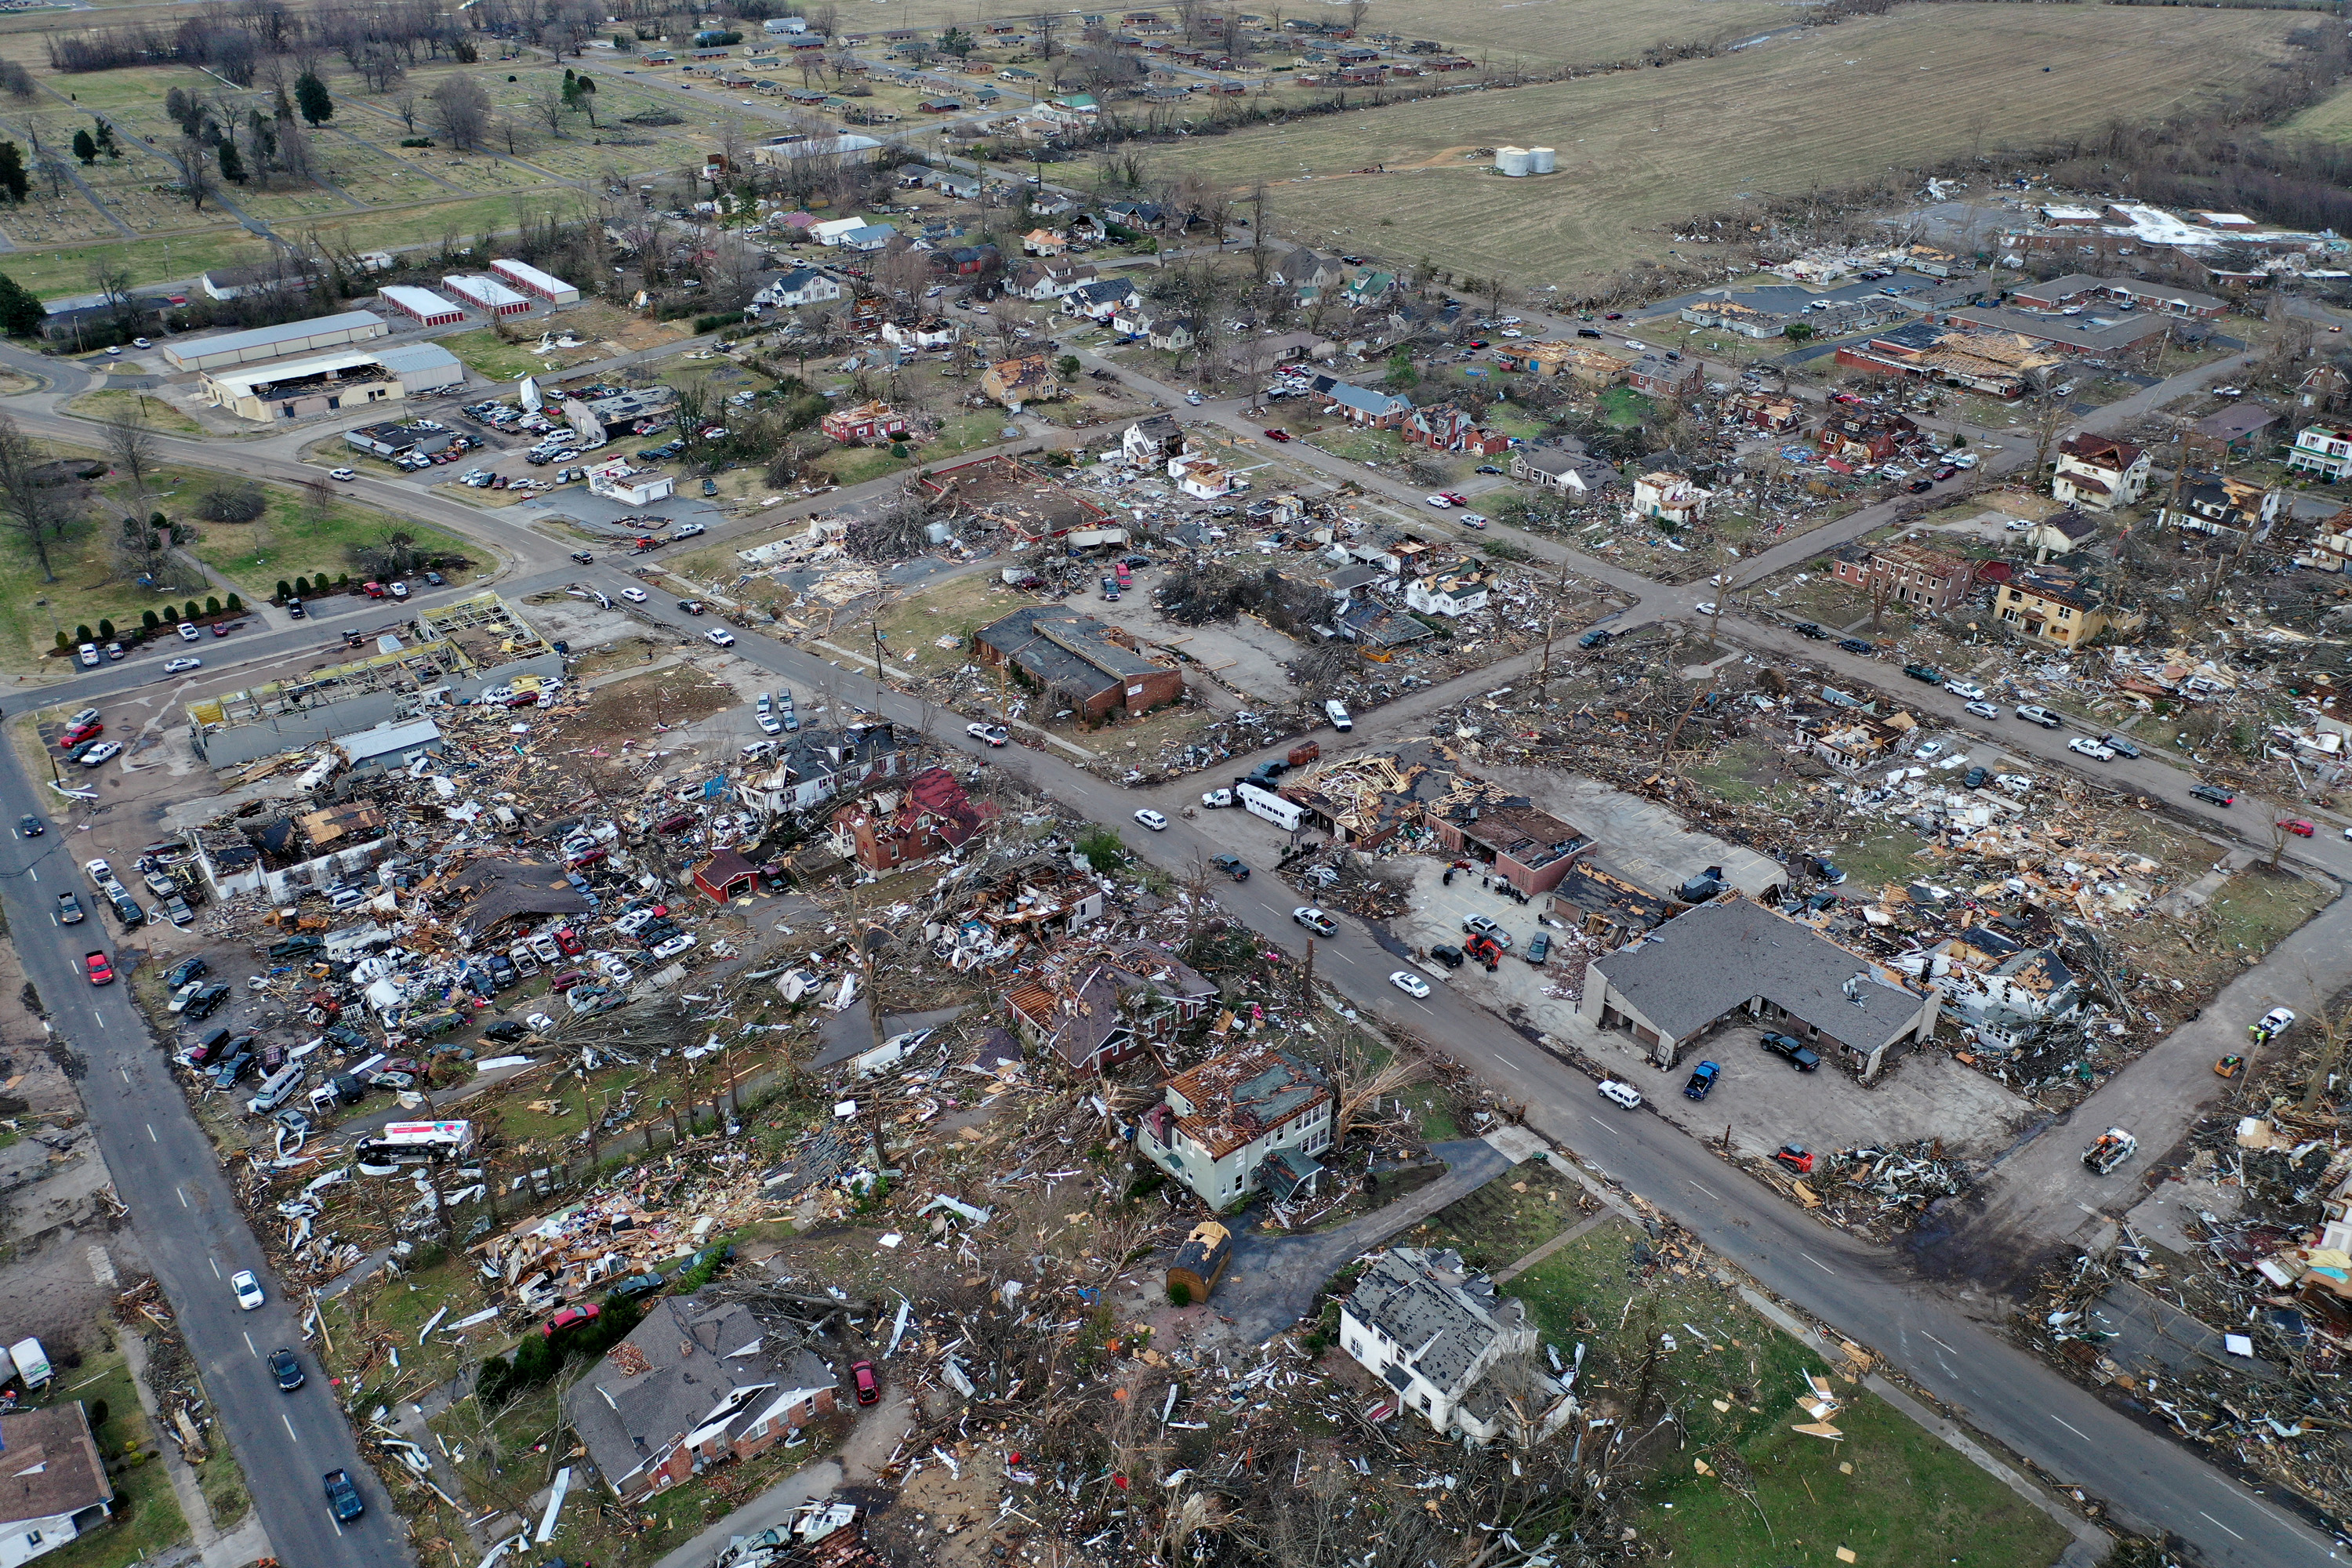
(1528, 146, 1557, 174)
(1494, 146, 1530, 177)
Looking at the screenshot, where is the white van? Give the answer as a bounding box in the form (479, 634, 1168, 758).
(1324, 699, 1352, 731)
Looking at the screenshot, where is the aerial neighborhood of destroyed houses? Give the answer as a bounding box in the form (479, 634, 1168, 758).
(7, 5, 2352, 1568)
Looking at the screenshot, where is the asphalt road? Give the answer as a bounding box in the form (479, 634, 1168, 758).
(0, 815, 406, 1565)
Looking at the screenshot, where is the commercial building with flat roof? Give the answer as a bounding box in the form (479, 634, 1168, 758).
(159, 310, 390, 373)
(201, 341, 463, 422)
(443, 274, 532, 317)
(488, 257, 579, 305)
(379, 285, 466, 327)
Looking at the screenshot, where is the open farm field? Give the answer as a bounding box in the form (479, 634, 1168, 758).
(2274, 78, 2352, 140)
(1173, 3, 2309, 288)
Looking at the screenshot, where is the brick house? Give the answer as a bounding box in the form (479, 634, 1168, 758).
(1831, 542, 1973, 614)
(1625, 355, 1701, 399)
(1403, 403, 1509, 456)
(827, 766, 989, 871)
(564, 1296, 840, 1504)
(1319, 381, 1414, 428)
(818, 399, 911, 445)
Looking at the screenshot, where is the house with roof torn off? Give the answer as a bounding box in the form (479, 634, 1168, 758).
(1340, 1247, 1576, 1445)
(1135, 1044, 1332, 1203)
(1004, 940, 1218, 1074)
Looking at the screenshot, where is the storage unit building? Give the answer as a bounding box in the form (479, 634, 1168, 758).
(443, 274, 532, 318)
(379, 286, 466, 327)
(488, 258, 580, 307)
(159, 310, 390, 374)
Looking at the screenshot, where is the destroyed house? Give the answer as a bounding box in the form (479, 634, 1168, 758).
(452, 859, 592, 939)
(1278, 748, 1453, 848)
(972, 606, 1182, 723)
(1581, 894, 1940, 1080)
(1936, 935, 2085, 1049)
(1831, 542, 1973, 614)
(919, 456, 1113, 543)
(1341, 1247, 1569, 1445)
(980, 352, 1065, 408)
(565, 1296, 840, 1504)
(1997, 565, 2112, 648)
(1801, 710, 1915, 772)
(1425, 776, 1592, 895)
(827, 766, 989, 870)
(739, 724, 909, 818)
(2053, 433, 2150, 511)
(2158, 471, 2281, 543)
(0, 1403, 113, 1566)
(1136, 1044, 1330, 1203)
(1004, 942, 1217, 1073)
(967, 862, 1105, 938)
(694, 849, 760, 902)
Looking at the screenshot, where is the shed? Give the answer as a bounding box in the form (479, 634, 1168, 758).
(1166, 1220, 1232, 1303)
(379, 285, 466, 328)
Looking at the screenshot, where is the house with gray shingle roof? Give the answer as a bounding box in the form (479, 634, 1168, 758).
(1339, 1247, 1574, 1444)
(1319, 381, 1414, 428)
(1579, 893, 1939, 1081)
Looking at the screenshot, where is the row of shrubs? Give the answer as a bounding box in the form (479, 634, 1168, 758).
(49, 597, 245, 651)
(274, 575, 354, 601)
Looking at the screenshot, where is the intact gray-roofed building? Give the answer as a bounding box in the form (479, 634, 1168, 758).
(159, 310, 391, 373)
(334, 717, 445, 774)
(1579, 892, 1939, 1080)
(1338, 1248, 1574, 1445)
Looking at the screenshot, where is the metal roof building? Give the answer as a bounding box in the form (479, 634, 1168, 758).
(158, 310, 390, 373)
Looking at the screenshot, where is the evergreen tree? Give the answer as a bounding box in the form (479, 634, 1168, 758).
(0, 142, 27, 205)
(0, 272, 46, 336)
(217, 141, 244, 183)
(294, 71, 332, 126)
(71, 129, 96, 165)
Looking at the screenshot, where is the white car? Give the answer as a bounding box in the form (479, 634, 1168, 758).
(965, 722, 1009, 746)
(706, 629, 736, 648)
(230, 1270, 265, 1310)
(1949, 452, 1979, 469)
(167, 979, 206, 1012)
(84, 858, 113, 887)
(651, 933, 697, 960)
(1944, 680, 1986, 699)
(1963, 699, 2001, 720)
(1693, 601, 1718, 615)
(77, 742, 122, 767)
(594, 953, 634, 984)
(622, 587, 648, 603)
(1133, 808, 1168, 831)
(328, 467, 357, 481)
(1424, 494, 1453, 508)
(163, 657, 202, 674)
(2067, 737, 2117, 761)
(2254, 1007, 2297, 1040)
(757, 710, 782, 735)
(671, 522, 707, 539)
(1389, 970, 1432, 999)
(1914, 740, 1945, 760)
(1598, 1080, 1643, 1111)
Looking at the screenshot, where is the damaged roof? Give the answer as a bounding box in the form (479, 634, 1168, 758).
(1165, 1044, 1328, 1158)
(1343, 1247, 1526, 1398)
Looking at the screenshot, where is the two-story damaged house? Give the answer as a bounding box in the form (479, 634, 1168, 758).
(1135, 1044, 1334, 1203)
(564, 1295, 841, 1504)
(1339, 1247, 1575, 1445)
(1933, 924, 2088, 1050)
(1004, 940, 1217, 1074)
(2156, 470, 2282, 544)
(2053, 433, 2151, 512)
(979, 353, 1064, 408)
(737, 724, 910, 818)
(826, 765, 989, 871)
(1627, 471, 1711, 528)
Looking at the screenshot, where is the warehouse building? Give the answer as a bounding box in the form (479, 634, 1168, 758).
(443, 274, 532, 317)
(159, 310, 390, 374)
(201, 342, 464, 423)
(379, 285, 466, 327)
(488, 258, 579, 306)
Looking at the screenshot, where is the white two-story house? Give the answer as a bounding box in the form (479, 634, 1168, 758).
(2052, 433, 2151, 511)
(1339, 1247, 1575, 1445)
(1134, 1045, 1331, 1205)
(1404, 567, 1490, 618)
(1626, 471, 1711, 528)
(2288, 422, 2352, 481)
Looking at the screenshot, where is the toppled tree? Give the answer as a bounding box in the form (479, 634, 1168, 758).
(1157, 561, 1250, 625)
(843, 493, 935, 561)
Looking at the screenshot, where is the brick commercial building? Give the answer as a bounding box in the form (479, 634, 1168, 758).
(1424, 773, 1593, 895)
(972, 606, 1182, 723)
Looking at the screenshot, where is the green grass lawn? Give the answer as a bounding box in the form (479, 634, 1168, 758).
(1598, 386, 1657, 428)
(1497, 1217, 2068, 1568)
(872, 572, 1027, 670)
(34, 1345, 191, 1568)
(441, 328, 567, 383)
(147, 466, 488, 601)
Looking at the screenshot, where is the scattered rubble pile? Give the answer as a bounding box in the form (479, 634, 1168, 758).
(1783, 1142, 1973, 1240)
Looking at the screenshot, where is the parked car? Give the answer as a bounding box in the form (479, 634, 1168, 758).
(1792, 622, 1827, 640)
(1526, 932, 1550, 965)
(2067, 737, 2118, 761)
(1963, 699, 2000, 720)
(705, 628, 736, 648)
(1902, 662, 1942, 684)
(1943, 680, 1986, 699)
(1389, 969, 1432, 998)
(1210, 855, 1250, 881)
(851, 1359, 880, 1406)
(1683, 1061, 1719, 1101)
(1428, 943, 1465, 968)
(1759, 1032, 1821, 1071)
(2013, 705, 2063, 728)
(2190, 783, 2235, 806)
(1837, 638, 1874, 655)
(965, 721, 1010, 746)
(543, 1304, 602, 1338)
(1293, 906, 1338, 937)
(2097, 734, 2142, 759)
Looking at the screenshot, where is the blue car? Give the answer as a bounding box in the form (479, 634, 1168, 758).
(1683, 1061, 1720, 1100)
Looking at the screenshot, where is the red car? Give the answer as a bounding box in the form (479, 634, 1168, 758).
(212, 622, 232, 637)
(1262, 428, 1290, 442)
(58, 721, 101, 750)
(851, 1359, 880, 1406)
(84, 950, 114, 986)
(2285, 819, 2316, 837)
(543, 1304, 601, 1338)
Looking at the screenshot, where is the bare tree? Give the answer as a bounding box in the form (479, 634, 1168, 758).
(176, 134, 215, 210)
(101, 410, 160, 496)
(430, 73, 492, 152)
(0, 415, 75, 583)
(391, 87, 419, 134)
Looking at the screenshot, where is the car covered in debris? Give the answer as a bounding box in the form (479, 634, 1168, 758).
(2252, 1007, 2296, 1044)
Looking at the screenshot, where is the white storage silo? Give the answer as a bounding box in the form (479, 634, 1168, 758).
(1528, 146, 1557, 174)
(1494, 146, 1530, 177)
